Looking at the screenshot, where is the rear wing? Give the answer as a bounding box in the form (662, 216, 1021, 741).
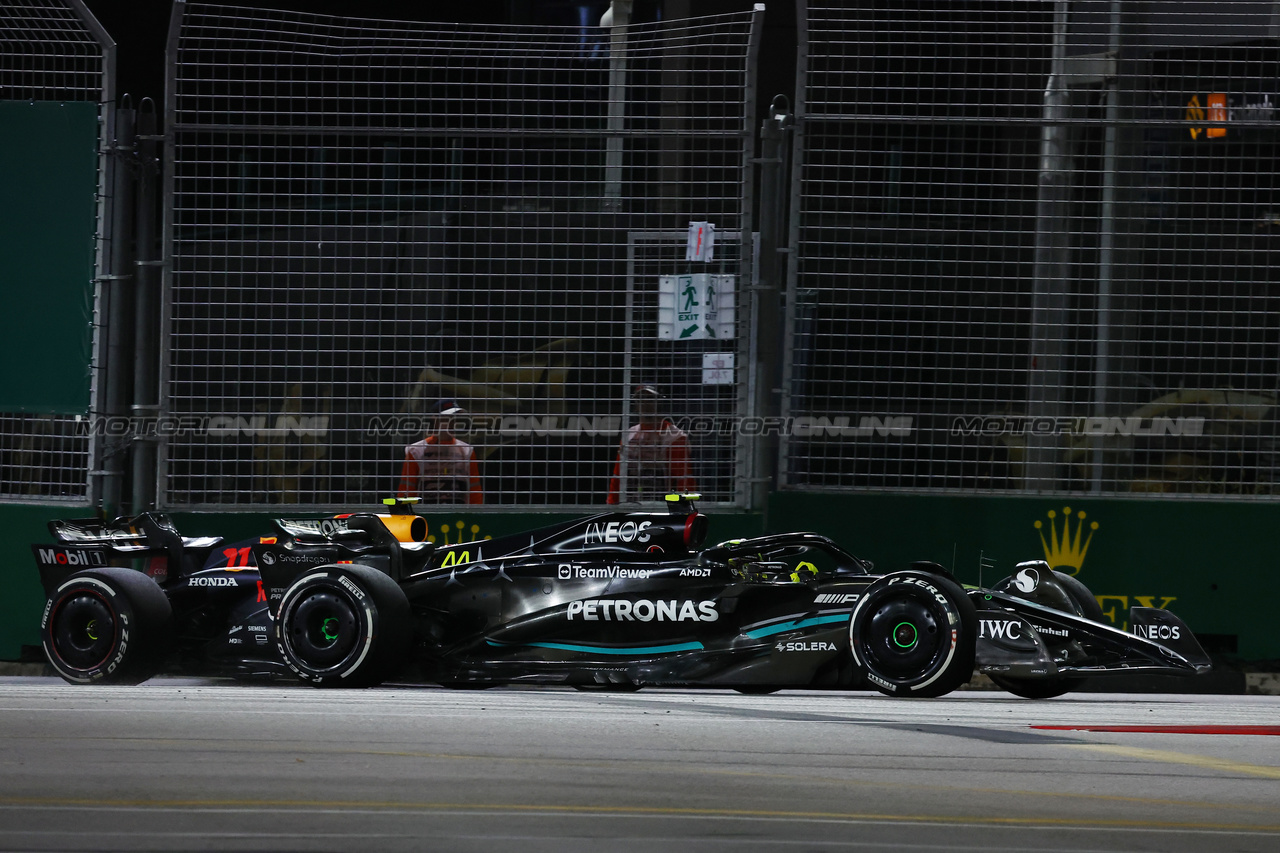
(34, 512, 223, 594)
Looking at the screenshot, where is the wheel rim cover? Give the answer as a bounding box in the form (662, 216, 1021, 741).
(52, 592, 116, 670)
(288, 590, 359, 670)
(860, 595, 944, 680)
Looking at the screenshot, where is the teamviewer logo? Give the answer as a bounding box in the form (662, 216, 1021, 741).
(558, 565, 572, 580)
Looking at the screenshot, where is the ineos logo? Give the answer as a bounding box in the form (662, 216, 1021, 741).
(1134, 623, 1181, 641)
(584, 521, 652, 545)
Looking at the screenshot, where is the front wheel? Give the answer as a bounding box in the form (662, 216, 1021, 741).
(41, 568, 172, 685)
(275, 564, 411, 687)
(849, 571, 977, 698)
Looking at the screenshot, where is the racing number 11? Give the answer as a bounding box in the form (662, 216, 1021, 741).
(222, 546, 252, 568)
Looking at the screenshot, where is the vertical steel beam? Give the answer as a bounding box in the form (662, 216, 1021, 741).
(99, 105, 136, 518)
(131, 102, 162, 512)
(1025, 0, 1073, 490)
(1090, 0, 1124, 494)
(751, 96, 792, 510)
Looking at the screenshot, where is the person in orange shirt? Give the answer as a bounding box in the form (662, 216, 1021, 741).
(607, 385, 697, 504)
(397, 402, 483, 504)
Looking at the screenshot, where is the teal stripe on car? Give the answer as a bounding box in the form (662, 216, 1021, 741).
(487, 640, 704, 655)
(744, 613, 847, 639)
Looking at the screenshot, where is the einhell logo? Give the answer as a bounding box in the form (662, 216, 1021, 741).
(1034, 507, 1098, 576)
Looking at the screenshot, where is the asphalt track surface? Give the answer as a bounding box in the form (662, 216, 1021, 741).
(0, 678, 1277, 852)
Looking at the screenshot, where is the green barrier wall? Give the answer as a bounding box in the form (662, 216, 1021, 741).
(0, 100, 98, 413)
(766, 492, 1280, 661)
(0, 505, 69, 660)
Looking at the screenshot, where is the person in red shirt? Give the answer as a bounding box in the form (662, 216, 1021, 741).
(397, 402, 483, 504)
(607, 385, 697, 504)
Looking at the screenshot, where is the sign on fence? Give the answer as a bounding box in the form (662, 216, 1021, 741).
(658, 274, 735, 340)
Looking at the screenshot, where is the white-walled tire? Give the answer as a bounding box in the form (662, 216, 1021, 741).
(275, 564, 411, 687)
(849, 571, 977, 698)
(41, 568, 172, 685)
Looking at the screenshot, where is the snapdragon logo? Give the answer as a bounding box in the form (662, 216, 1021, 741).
(566, 599, 719, 622)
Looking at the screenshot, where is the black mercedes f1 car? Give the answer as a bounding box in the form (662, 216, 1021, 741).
(32, 496, 1211, 698)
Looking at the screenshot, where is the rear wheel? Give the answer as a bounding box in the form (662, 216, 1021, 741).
(849, 572, 977, 698)
(41, 568, 172, 685)
(275, 564, 411, 687)
(989, 570, 1103, 699)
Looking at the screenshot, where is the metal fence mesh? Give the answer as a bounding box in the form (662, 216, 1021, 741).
(0, 0, 107, 101)
(163, 3, 759, 508)
(0, 0, 107, 503)
(784, 0, 1280, 498)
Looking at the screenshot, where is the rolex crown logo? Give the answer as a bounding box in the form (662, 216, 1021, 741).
(425, 520, 492, 546)
(1034, 507, 1098, 576)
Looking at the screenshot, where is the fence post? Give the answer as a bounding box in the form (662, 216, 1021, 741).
(751, 95, 792, 510)
(131, 101, 162, 512)
(1026, 0, 1073, 490)
(99, 104, 137, 518)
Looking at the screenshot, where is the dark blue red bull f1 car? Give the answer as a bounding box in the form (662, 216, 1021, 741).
(32, 496, 1211, 698)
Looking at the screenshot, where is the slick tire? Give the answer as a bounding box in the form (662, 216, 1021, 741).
(275, 564, 411, 687)
(41, 568, 172, 685)
(989, 571, 1104, 700)
(849, 571, 977, 698)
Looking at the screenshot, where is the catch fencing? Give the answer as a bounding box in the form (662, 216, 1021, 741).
(0, 0, 112, 503)
(161, 2, 762, 509)
(782, 0, 1280, 498)
(9, 1, 1280, 512)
